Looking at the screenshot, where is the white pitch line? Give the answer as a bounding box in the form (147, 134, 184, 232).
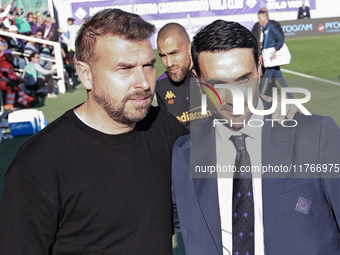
(281, 68, 340, 87)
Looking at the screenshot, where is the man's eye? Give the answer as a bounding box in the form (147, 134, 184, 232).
(144, 64, 155, 70)
(238, 78, 250, 83)
(199, 81, 216, 88)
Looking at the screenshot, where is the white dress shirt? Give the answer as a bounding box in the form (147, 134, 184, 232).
(216, 100, 265, 255)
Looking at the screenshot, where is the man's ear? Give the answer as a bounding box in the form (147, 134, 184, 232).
(192, 68, 198, 79)
(192, 69, 204, 95)
(192, 69, 201, 86)
(257, 55, 263, 78)
(187, 42, 192, 56)
(76, 61, 93, 90)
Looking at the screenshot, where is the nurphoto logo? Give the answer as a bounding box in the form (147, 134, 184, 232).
(199, 83, 312, 128)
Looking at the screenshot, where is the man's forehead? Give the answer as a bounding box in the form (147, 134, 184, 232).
(96, 35, 152, 49)
(198, 48, 256, 76)
(95, 35, 154, 62)
(199, 48, 253, 61)
(158, 37, 185, 54)
(159, 30, 186, 44)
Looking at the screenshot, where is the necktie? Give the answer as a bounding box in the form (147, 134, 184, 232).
(230, 134, 254, 255)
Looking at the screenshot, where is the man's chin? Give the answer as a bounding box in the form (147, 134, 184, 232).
(227, 117, 246, 128)
(129, 103, 151, 120)
(168, 72, 185, 83)
(215, 114, 249, 131)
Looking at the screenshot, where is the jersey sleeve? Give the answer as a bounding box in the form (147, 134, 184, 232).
(270, 23, 284, 51)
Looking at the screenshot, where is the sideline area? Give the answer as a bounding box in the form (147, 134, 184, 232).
(282, 68, 340, 87)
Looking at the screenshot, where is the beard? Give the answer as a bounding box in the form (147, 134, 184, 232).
(167, 58, 191, 83)
(93, 82, 153, 125)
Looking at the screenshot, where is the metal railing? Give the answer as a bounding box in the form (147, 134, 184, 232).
(0, 30, 66, 93)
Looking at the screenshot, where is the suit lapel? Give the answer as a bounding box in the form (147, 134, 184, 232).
(261, 101, 296, 242)
(185, 119, 223, 254)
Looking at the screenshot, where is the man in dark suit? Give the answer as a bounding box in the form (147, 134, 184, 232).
(298, 2, 311, 19)
(41, 16, 59, 42)
(258, 9, 293, 99)
(172, 20, 340, 255)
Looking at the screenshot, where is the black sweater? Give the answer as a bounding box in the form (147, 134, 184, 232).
(0, 106, 188, 254)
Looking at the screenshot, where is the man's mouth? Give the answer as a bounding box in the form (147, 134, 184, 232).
(168, 67, 179, 74)
(131, 97, 148, 101)
(129, 96, 150, 106)
(128, 90, 153, 106)
(222, 102, 234, 113)
(221, 102, 247, 116)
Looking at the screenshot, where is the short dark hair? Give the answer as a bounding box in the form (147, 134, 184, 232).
(67, 17, 75, 23)
(258, 7, 268, 15)
(191, 20, 259, 77)
(75, 9, 155, 66)
(258, 9, 269, 18)
(29, 52, 39, 60)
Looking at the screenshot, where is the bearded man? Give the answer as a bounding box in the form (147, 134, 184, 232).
(0, 9, 188, 255)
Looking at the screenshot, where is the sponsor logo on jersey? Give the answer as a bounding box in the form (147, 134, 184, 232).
(176, 107, 212, 123)
(165, 90, 176, 105)
(165, 90, 176, 100)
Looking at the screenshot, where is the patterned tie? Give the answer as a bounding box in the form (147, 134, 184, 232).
(230, 134, 254, 255)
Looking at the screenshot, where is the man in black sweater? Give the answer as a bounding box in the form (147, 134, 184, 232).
(0, 9, 188, 254)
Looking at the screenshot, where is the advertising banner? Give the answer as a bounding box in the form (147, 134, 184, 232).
(280, 17, 340, 38)
(71, 0, 315, 24)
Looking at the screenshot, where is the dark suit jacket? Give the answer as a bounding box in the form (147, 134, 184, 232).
(172, 101, 340, 255)
(7, 37, 24, 52)
(298, 6, 311, 19)
(263, 21, 284, 51)
(251, 22, 262, 53)
(42, 24, 59, 42)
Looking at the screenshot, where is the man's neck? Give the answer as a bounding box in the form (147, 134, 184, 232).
(189, 60, 193, 71)
(264, 20, 269, 27)
(75, 101, 136, 135)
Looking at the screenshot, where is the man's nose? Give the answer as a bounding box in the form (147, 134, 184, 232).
(134, 68, 151, 90)
(166, 55, 174, 67)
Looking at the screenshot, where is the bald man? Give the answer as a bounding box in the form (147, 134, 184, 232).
(156, 23, 212, 128)
(156, 23, 297, 129)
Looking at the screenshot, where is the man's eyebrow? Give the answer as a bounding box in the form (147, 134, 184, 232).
(117, 58, 156, 68)
(235, 72, 253, 81)
(159, 50, 179, 56)
(168, 50, 180, 55)
(118, 62, 135, 68)
(146, 58, 156, 65)
(204, 78, 227, 85)
(203, 72, 253, 85)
